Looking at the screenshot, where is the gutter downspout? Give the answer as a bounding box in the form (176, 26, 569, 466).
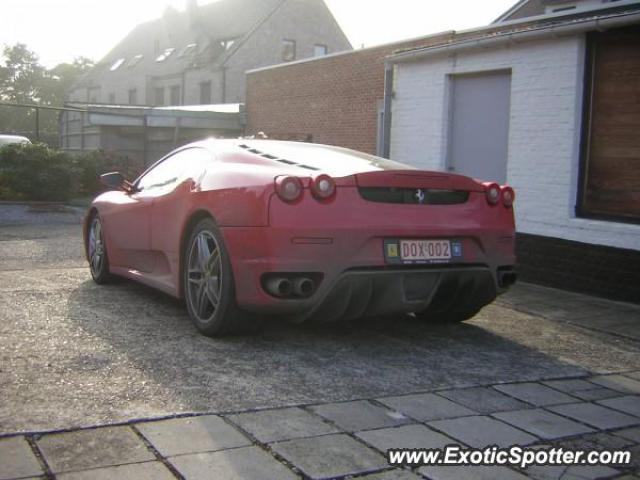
(382, 65, 394, 159)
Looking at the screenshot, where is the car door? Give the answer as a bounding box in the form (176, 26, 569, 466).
(147, 148, 213, 279)
(109, 149, 201, 273)
(101, 187, 154, 273)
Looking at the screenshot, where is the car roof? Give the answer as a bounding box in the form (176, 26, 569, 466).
(190, 138, 414, 177)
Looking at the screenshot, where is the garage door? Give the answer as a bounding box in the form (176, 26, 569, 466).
(448, 71, 512, 184)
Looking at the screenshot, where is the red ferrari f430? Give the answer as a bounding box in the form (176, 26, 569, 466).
(84, 140, 517, 336)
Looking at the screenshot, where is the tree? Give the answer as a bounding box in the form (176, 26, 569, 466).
(0, 43, 93, 145)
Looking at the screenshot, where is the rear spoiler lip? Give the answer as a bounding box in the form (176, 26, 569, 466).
(354, 170, 485, 192)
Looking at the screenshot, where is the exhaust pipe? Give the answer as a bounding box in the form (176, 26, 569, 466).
(264, 277, 293, 298)
(293, 277, 315, 297)
(498, 271, 517, 288)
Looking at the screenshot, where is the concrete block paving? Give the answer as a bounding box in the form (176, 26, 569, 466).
(2, 374, 639, 479)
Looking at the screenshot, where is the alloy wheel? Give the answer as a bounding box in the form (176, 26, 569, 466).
(186, 230, 223, 323)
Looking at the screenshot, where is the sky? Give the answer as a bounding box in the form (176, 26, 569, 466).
(0, 0, 517, 68)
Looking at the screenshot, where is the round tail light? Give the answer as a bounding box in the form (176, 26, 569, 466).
(502, 186, 515, 207)
(275, 176, 303, 203)
(311, 174, 336, 200)
(485, 183, 501, 205)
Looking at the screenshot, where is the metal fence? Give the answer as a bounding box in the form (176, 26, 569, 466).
(0, 102, 87, 148)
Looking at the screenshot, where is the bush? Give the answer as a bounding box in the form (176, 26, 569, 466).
(0, 143, 139, 202)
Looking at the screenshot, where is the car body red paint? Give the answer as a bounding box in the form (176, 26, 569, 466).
(84, 139, 516, 327)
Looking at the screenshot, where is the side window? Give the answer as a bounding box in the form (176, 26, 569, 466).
(136, 148, 212, 192)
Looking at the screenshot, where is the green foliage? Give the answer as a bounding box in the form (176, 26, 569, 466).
(0, 143, 135, 202)
(0, 43, 94, 146)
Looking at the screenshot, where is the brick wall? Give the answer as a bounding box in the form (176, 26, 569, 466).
(245, 36, 451, 154)
(517, 233, 640, 303)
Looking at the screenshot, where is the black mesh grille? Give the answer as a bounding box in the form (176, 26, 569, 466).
(358, 187, 469, 205)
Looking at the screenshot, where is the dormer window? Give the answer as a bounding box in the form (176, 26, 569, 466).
(126, 54, 143, 67)
(314, 44, 328, 57)
(110, 58, 125, 71)
(179, 43, 197, 57)
(221, 39, 235, 50)
(156, 48, 175, 62)
(282, 39, 296, 62)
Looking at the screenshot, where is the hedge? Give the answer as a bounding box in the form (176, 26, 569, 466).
(0, 143, 139, 202)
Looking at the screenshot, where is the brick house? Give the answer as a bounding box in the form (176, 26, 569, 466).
(385, 1, 640, 302)
(68, 0, 351, 106)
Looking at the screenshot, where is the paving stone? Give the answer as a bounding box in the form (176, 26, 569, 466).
(227, 407, 338, 443)
(493, 409, 594, 439)
(493, 383, 577, 406)
(549, 403, 640, 430)
(542, 379, 599, 393)
(614, 426, 640, 443)
(36, 426, 154, 473)
(271, 433, 386, 479)
(0, 436, 43, 480)
(356, 424, 456, 452)
(56, 461, 176, 480)
(310, 400, 410, 431)
(525, 464, 620, 480)
(419, 465, 528, 480)
(437, 387, 530, 414)
(377, 393, 476, 422)
(554, 431, 635, 451)
(357, 470, 423, 480)
(570, 388, 623, 401)
(136, 415, 251, 457)
(169, 445, 297, 480)
(597, 395, 640, 418)
(588, 375, 640, 394)
(427, 416, 537, 448)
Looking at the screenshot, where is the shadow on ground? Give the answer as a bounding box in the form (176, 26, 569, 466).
(4, 271, 639, 434)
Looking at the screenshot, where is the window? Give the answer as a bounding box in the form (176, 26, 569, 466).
(179, 43, 197, 57)
(314, 44, 328, 57)
(136, 148, 212, 192)
(128, 88, 137, 105)
(170, 85, 181, 105)
(154, 87, 165, 106)
(127, 54, 143, 67)
(578, 27, 640, 222)
(200, 81, 212, 104)
(108, 93, 116, 104)
(222, 39, 235, 50)
(109, 58, 125, 71)
(282, 39, 296, 61)
(156, 47, 175, 62)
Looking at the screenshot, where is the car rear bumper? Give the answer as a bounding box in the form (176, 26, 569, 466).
(222, 224, 515, 322)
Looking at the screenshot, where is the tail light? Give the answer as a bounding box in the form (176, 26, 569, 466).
(275, 176, 303, 203)
(484, 183, 501, 205)
(311, 174, 336, 200)
(501, 186, 515, 207)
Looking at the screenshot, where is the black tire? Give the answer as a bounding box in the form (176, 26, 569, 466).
(183, 218, 259, 336)
(87, 213, 114, 284)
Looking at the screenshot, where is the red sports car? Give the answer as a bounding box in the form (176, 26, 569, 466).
(84, 140, 516, 336)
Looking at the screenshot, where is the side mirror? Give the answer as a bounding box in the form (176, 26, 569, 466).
(100, 172, 133, 192)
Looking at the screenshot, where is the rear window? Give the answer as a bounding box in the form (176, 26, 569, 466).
(239, 141, 415, 177)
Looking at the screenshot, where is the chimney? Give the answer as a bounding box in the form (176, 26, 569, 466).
(186, 0, 198, 25)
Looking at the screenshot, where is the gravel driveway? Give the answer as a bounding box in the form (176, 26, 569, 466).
(1, 204, 639, 435)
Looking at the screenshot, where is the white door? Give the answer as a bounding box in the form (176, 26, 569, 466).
(448, 71, 512, 183)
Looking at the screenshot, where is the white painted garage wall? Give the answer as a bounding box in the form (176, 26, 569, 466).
(390, 35, 640, 252)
